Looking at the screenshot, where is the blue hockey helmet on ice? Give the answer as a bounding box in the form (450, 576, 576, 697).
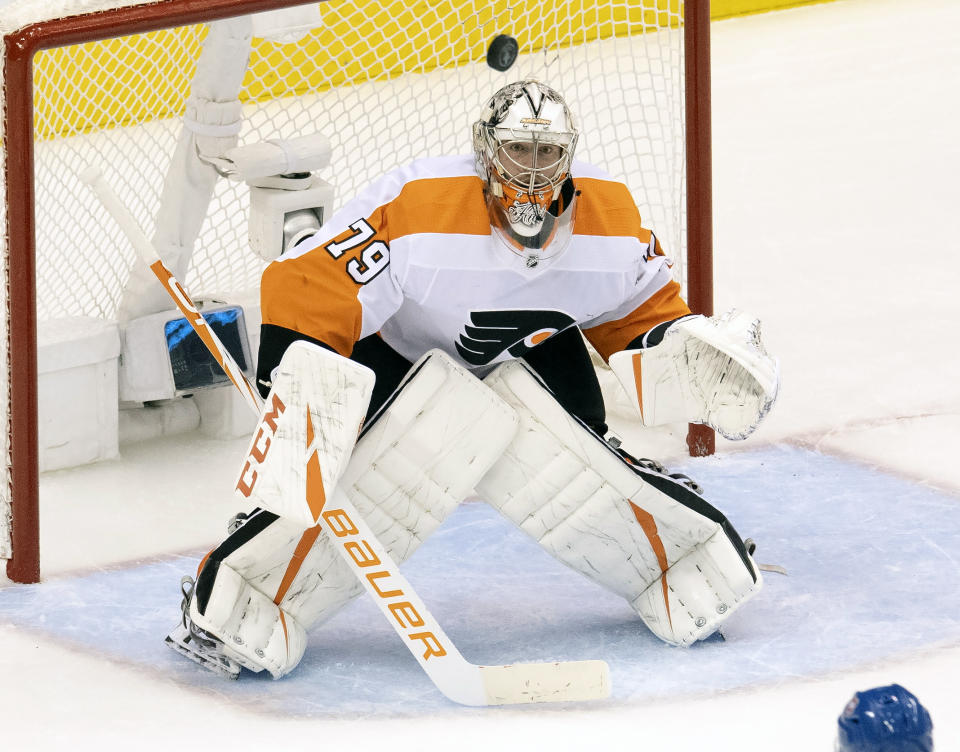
(836, 684, 933, 752)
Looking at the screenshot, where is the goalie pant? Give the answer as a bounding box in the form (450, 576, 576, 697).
(186, 351, 761, 677)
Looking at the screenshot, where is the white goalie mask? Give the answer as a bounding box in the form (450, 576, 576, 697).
(473, 80, 579, 267)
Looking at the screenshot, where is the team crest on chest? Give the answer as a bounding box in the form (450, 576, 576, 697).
(455, 309, 577, 366)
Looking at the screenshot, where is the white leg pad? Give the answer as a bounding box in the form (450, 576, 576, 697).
(339, 349, 518, 561)
(630, 528, 762, 645)
(190, 349, 518, 675)
(190, 560, 308, 679)
(198, 511, 358, 643)
(477, 360, 761, 646)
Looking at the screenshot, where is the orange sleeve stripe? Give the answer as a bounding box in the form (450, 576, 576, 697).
(261, 252, 364, 357)
(583, 279, 691, 362)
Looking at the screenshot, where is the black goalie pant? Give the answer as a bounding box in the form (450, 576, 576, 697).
(350, 327, 608, 435)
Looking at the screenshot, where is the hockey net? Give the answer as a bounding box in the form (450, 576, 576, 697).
(1, 0, 709, 581)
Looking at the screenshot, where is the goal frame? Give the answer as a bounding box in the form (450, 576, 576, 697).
(2, 0, 713, 584)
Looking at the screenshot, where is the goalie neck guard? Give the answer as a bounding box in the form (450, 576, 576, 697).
(472, 80, 579, 267)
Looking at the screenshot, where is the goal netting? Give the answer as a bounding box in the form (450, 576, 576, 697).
(1, 0, 706, 581)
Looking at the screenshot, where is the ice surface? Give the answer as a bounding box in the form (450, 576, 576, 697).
(2, 447, 958, 721)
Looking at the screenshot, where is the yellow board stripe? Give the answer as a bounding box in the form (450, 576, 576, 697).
(31, 0, 838, 142)
(32, 0, 684, 141)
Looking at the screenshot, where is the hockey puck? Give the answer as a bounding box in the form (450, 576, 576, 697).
(487, 34, 518, 72)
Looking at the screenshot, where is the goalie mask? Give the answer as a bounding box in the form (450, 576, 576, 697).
(473, 80, 579, 267)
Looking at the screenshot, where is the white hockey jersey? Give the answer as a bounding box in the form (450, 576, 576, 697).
(261, 155, 690, 371)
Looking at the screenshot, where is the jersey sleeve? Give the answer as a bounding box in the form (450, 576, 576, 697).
(259, 170, 407, 358)
(582, 276, 691, 361)
(572, 175, 691, 361)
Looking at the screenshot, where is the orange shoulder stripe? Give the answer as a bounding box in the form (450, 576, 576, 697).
(573, 177, 647, 240)
(385, 174, 490, 240)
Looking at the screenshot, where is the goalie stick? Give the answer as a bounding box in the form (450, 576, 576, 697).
(82, 166, 610, 706)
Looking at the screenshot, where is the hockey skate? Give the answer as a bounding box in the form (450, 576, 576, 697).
(164, 575, 241, 679)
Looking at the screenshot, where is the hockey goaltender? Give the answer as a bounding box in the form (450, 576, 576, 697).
(165, 80, 781, 691)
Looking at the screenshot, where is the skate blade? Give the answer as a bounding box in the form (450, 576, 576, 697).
(164, 627, 241, 680)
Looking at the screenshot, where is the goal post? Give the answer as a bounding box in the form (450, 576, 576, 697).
(1, 0, 713, 583)
(684, 0, 716, 458)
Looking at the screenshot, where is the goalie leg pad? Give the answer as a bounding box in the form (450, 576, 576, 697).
(178, 350, 518, 676)
(476, 360, 761, 646)
(191, 509, 362, 666)
(338, 349, 519, 560)
(190, 551, 309, 679)
(630, 526, 759, 644)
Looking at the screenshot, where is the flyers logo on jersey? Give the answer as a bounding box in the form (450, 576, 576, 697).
(455, 309, 577, 366)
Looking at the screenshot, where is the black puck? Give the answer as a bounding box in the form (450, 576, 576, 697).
(487, 34, 518, 72)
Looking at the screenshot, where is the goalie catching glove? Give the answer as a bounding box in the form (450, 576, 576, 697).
(609, 309, 780, 440)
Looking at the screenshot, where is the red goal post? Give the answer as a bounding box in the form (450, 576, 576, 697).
(1, 0, 713, 583)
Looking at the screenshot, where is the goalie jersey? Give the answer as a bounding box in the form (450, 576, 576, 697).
(260, 154, 690, 372)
